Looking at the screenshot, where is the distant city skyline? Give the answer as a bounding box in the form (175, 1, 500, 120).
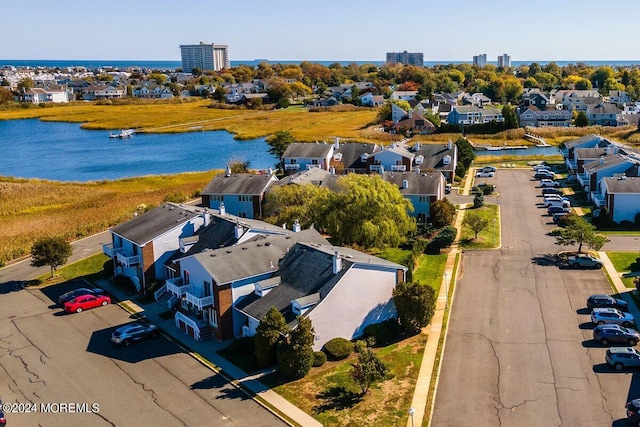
(3, 0, 640, 62)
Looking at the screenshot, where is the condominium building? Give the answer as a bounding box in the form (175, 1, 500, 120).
(498, 53, 511, 67)
(473, 53, 487, 67)
(180, 42, 230, 72)
(386, 51, 424, 66)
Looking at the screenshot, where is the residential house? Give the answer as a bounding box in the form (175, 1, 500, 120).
(586, 102, 625, 126)
(391, 103, 408, 123)
(597, 175, 640, 223)
(392, 110, 436, 135)
(550, 89, 601, 109)
(21, 87, 68, 104)
(281, 142, 335, 175)
(390, 90, 418, 102)
(447, 106, 503, 125)
(574, 147, 608, 174)
(366, 142, 414, 173)
(609, 90, 631, 106)
(359, 92, 384, 107)
(462, 92, 492, 107)
(433, 92, 459, 106)
(102, 203, 209, 293)
(518, 106, 572, 127)
(380, 170, 445, 222)
(521, 89, 550, 110)
(581, 152, 640, 198)
(561, 134, 611, 171)
(82, 84, 126, 100)
(310, 96, 340, 107)
(201, 170, 278, 218)
(332, 141, 380, 174)
(413, 141, 458, 183)
(132, 83, 173, 99)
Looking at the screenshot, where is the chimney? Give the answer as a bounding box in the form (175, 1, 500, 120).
(202, 209, 211, 226)
(600, 157, 605, 165)
(333, 250, 342, 274)
(334, 137, 340, 149)
(402, 179, 409, 189)
(225, 166, 231, 177)
(234, 221, 244, 239)
(219, 202, 226, 215)
(282, 223, 287, 229)
(293, 219, 301, 232)
(330, 166, 336, 176)
(448, 140, 452, 150)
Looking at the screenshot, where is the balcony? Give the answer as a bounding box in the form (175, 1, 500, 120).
(185, 286, 214, 310)
(369, 164, 384, 173)
(591, 192, 606, 207)
(577, 173, 589, 188)
(115, 252, 140, 267)
(102, 244, 123, 258)
(306, 164, 321, 170)
(166, 277, 190, 297)
(390, 164, 407, 172)
(284, 163, 300, 171)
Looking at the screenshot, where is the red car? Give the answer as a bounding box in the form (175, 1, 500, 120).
(63, 294, 111, 313)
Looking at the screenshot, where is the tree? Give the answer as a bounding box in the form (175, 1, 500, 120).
(17, 77, 34, 92)
(463, 212, 489, 239)
(30, 236, 73, 279)
(264, 184, 331, 230)
(473, 192, 484, 208)
(277, 316, 315, 379)
(455, 137, 476, 169)
(254, 307, 290, 368)
(575, 111, 589, 127)
(502, 104, 519, 130)
(318, 174, 416, 248)
(430, 198, 456, 228)
(392, 281, 436, 333)
(350, 347, 388, 395)
(0, 87, 13, 104)
(228, 159, 251, 173)
(266, 130, 295, 168)
(555, 215, 610, 253)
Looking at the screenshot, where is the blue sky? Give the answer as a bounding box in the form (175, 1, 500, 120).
(3, 0, 639, 62)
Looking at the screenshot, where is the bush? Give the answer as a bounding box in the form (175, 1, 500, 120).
(164, 192, 187, 203)
(620, 220, 635, 229)
(113, 274, 135, 293)
(477, 183, 494, 195)
(365, 336, 377, 347)
(473, 193, 484, 208)
(364, 322, 395, 346)
(323, 337, 353, 360)
(225, 337, 255, 355)
(427, 226, 457, 253)
(354, 340, 367, 353)
(312, 351, 327, 367)
(635, 212, 640, 228)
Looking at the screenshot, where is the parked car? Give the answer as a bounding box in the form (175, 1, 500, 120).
(544, 199, 570, 208)
(548, 206, 571, 215)
(627, 399, 640, 425)
(543, 195, 568, 203)
(535, 171, 556, 180)
(111, 323, 158, 346)
(532, 163, 550, 171)
(481, 166, 497, 173)
(63, 294, 111, 313)
(445, 184, 452, 194)
(593, 324, 640, 346)
(606, 347, 640, 370)
(587, 294, 628, 311)
(540, 179, 560, 188)
(553, 213, 571, 225)
(568, 254, 604, 269)
(58, 287, 105, 306)
(542, 187, 563, 196)
(476, 170, 494, 178)
(591, 307, 635, 327)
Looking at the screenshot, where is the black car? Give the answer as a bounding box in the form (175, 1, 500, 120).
(587, 294, 628, 311)
(535, 171, 555, 180)
(111, 323, 158, 346)
(593, 324, 640, 346)
(547, 206, 570, 215)
(58, 287, 105, 306)
(628, 399, 640, 425)
(542, 187, 563, 196)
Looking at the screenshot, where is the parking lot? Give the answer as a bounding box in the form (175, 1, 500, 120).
(0, 279, 285, 427)
(432, 168, 637, 426)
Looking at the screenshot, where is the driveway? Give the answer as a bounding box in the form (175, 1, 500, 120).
(432, 169, 634, 426)
(0, 279, 286, 427)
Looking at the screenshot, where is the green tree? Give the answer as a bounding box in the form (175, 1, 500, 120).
(473, 192, 484, 208)
(392, 281, 436, 333)
(0, 87, 13, 104)
(228, 159, 251, 173)
(30, 236, 73, 279)
(277, 316, 315, 379)
(254, 307, 290, 368)
(575, 111, 589, 127)
(266, 130, 295, 168)
(455, 137, 476, 169)
(318, 174, 416, 248)
(17, 77, 34, 92)
(264, 184, 331, 230)
(555, 215, 610, 253)
(350, 347, 388, 395)
(463, 211, 489, 239)
(430, 198, 456, 228)
(148, 73, 167, 85)
(502, 104, 519, 129)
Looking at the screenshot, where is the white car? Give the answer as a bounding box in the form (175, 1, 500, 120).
(540, 179, 560, 188)
(543, 195, 568, 203)
(476, 170, 495, 178)
(533, 164, 551, 171)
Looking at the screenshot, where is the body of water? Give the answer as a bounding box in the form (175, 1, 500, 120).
(0, 119, 274, 182)
(3, 59, 640, 70)
(474, 146, 561, 157)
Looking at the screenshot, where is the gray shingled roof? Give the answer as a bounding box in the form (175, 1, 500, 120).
(282, 142, 334, 159)
(201, 173, 276, 196)
(273, 168, 333, 186)
(334, 142, 379, 170)
(575, 147, 608, 159)
(111, 203, 201, 246)
(381, 171, 443, 196)
(583, 154, 636, 174)
(563, 134, 603, 149)
(414, 143, 456, 171)
(602, 176, 640, 193)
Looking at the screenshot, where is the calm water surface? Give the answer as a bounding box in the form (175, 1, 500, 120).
(0, 119, 273, 181)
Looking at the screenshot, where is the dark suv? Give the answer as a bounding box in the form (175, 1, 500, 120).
(587, 294, 628, 311)
(627, 399, 640, 425)
(593, 324, 640, 346)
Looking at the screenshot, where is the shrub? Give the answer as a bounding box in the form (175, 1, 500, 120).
(164, 192, 187, 203)
(226, 337, 255, 355)
(620, 220, 635, 229)
(364, 322, 394, 346)
(427, 226, 457, 253)
(113, 274, 135, 293)
(312, 351, 327, 367)
(354, 340, 367, 353)
(473, 193, 484, 208)
(477, 183, 494, 195)
(323, 337, 353, 360)
(365, 336, 377, 347)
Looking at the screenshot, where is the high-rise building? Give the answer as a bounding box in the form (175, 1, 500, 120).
(180, 42, 230, 72)
(472, 54, 487, 67)
(498, 53, 511, 68)
(386, 51, 424, 66)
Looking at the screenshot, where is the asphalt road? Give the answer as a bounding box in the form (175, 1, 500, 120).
(432, 169, 636, 427)
(0, 278, 286, 426)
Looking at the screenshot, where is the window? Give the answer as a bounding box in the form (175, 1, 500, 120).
(311, 159, 319, 165)
(289, 159, 297, 164)
(238, 195, 252, 202)
(210, 308, 218, 327)
(419, 196, 428, 202)
(211, 195, 223, 202)
(183, 270, 190, 285)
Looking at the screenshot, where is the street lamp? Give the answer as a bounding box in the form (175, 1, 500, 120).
(408, 408, 415, 427)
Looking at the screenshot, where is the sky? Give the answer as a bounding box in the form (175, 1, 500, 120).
(3, 0, 640, 62)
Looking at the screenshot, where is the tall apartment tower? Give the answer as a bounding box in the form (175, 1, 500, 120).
(472, 53, 487, 67)
(498, 53, 511, 67)
(180, 42, 230, 72)
(386, 51, 424, 66)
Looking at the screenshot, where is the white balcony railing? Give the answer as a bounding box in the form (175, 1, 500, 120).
(577, 173, 589, 187)
(369, 165, 384, 173)
(284, 163, 300, 170)
(102, 244, 123, 258)
(175, 311, 203, 341)
(166, 277, 189, 296)
(391, 164, 406, 172)
(185, 292, 214, 310)
(115, 252, 140, 267)
(306, 164, 321, 170)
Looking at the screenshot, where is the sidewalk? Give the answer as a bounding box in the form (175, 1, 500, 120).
(95, 279, 321, 427)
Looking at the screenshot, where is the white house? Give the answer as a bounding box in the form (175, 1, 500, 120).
(597, 175, 640, 223)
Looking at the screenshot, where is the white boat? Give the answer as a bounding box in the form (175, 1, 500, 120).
(109, 129, 135, 139)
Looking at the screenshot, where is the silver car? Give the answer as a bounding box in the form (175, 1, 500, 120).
(606, 347, 640, 370)
(591, 307, 635, 327)
(111, 323, 158, 346)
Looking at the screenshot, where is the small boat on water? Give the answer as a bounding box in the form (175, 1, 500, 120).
(109, 129, 135, 139)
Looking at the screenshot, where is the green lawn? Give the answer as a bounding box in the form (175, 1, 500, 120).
(459, 204, 500, 250)
(607, 252, 640, 288)
(375, 247, 410, 265)
(32, 253, 109, 285)
(413, 254, 447, 295)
